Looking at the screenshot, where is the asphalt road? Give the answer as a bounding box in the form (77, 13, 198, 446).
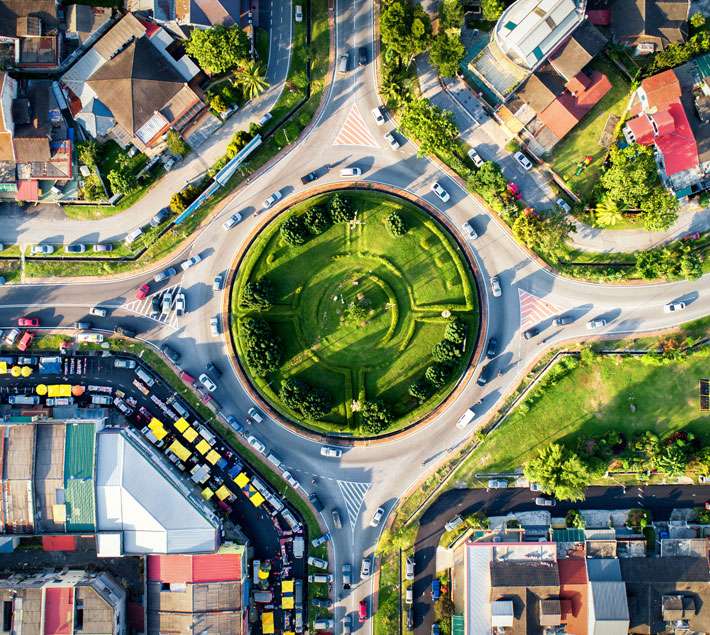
(413, 485, 710, 633)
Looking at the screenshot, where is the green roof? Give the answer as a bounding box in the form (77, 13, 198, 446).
(64, 423, 96, 480)
(552, 528, 585, 542)
(452, 615, 464, 635)
(65, 479, 95, 532)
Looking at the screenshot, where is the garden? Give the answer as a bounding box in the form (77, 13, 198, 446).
(231, 190, 479, 436)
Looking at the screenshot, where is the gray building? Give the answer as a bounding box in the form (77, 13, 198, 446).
(587, 558, 630, 635)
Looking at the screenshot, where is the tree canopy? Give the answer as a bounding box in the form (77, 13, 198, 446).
(400, 98, 459, 157)
(380, 0, 431, 64)
(430, 31, 465, 77)
(524, 443, 589, 501)
(185, 25, 249, 74)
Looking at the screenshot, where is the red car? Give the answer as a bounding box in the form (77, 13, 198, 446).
(507, 182, 522, 200)
(683, 231, 701, 241)
(17, 331, 34, 352)
(135, 283, 150, 300)
(359, 600, 367, 623)
(18, 317, 39, 327)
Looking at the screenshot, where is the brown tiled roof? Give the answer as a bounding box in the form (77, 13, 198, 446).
(611, 0, 689, 48)
(93, 12, 145, 60)
(0, 1, 58, 38)
(516, 64, 567, 113)
(549, 21, 608, 80)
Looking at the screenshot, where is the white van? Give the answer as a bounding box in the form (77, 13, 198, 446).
(340, 167, 362, 177)
(266, 453, 282, 468)
(248, 407, 264, 423)
(135, 368, 155, 387)
(456, 408, 476, 429)
(338, 54, 348, 73)
(124, 228, 144, 245)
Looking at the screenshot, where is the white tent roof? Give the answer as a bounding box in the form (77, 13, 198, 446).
(96, 430, 219, 554)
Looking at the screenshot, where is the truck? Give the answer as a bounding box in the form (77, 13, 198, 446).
(456, 408, 476, 429)
(9, 395, 39, 405)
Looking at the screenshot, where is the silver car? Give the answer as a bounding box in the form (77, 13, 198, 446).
(263, 190, 283, 208)
(209, 316, 220, 336)
(490, 276, 502, 298)
(385, 131, 400, 150)
(462, 220, 478, 240)
(586, 318, 607, 330)
(222, 213, 242, 230)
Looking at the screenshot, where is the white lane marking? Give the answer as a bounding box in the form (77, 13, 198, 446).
(337, 480, 371, 529)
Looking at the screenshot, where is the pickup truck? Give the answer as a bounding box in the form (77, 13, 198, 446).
(300, 170, 318, 184)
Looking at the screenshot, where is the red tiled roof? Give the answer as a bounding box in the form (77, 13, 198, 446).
(627, 113, 655, 144)
(640, 69, 681, 110)
(44, 587, 73, 635)
(42, 536, 77, 552)
(15, 179, 39, 202)
(559, 558, 588, 635)
(558, 558, 588, 585)
(587, 9, 611, 25)
(147, 553, 242, 583)
(654, 102, 699, 175)
(654, 109, 675, 136)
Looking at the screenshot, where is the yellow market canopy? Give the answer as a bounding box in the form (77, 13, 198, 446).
(168, 440, 191, 462)
(205, 449, 221, 465)
(195, 439, 211, 455)
(234, 472, 249, 488)
(182, 426, 198, 442)
(201, 488, 214, 500)
(173, 417, 189, 432)
(215, 485, 231, 501)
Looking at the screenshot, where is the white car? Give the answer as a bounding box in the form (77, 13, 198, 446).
(467, 148, 484, 168)
(487, 479, 508, 489)
(370, 506, 385, 527)
(462, 220, 478, 240)
(161, 290, 174, 314)
(360, 558, 372, 577)
(371, 106, 385, 125)
(664, 301, 686, 313)
(213, 273, 224, 291)
(320, 446, 342, 458)
(31, 244, 54, 255)
(198, 373, 217, 392)
(295, 4, 303, 21)
(490, 276, 502, 298)
(89, 306, 107, 317)
(174, 292, 186, 316)
(586, 318, 607, 330)
(209, 316, 220, 337)
(223, 212, 242, 230)
(385, 131, 400, 150)
(556, 198, 572, 213)
(431, 181, 450, 203)
(535, 497, 556, 507)
(180, 254, 202, 270)
(340, 167, 362, 177)
(247, 435, 267, 454)
(282, 470, 300, 489)
(513, 151, 533, 171)
(263, 190, 283, 208)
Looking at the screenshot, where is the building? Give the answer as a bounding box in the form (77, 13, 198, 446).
(146, 546, 246, 634)
(0, 569, 126, 634)
(0, 1, 60, 69)
(611, 0, 689, 54)
(61, 13, 203, 153)
(129, 0, 251, 28)
(586, 558, 630, 635)
(65, 5, 113, 46)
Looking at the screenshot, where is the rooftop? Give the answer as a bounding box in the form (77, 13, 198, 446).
(611, 0, 689, 50)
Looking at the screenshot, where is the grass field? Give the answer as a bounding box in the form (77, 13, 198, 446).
(549, 56, 631, 201)
(452, 347, 710, 483)
(232, 192, 479, 435)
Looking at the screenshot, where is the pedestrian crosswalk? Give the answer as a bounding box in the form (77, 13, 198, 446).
(518, 288, 562, 329)
(333, 105, 380, 148)
(121, 283, 182, 330)
(337, 479, 371, 529)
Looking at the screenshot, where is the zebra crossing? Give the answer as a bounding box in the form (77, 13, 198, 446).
(121, 283, 182, 330)
(337, 479, 371, 529)
(333, 105, 380, 148)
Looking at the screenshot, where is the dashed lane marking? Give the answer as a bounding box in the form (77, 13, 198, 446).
(333, 105, 380, 148)
(337, 480, 371, 529)
(518, 288, 563, 331)
(121, 283, 181, 330)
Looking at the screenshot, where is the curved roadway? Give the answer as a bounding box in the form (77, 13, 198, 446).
(0, 1, 709, 633)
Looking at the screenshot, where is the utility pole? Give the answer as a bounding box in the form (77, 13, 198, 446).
(399, 547, 403, 634)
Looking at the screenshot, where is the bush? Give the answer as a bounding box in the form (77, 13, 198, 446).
(425, 363, 448, 388)
(77, 140, 99, 168)
(329, 194, 356, 223)
(107, 155, 137, 195)
(444, 317, 466, 344)
(408, 379, 431, 404)
(169, 184, 200, 213)
(565, 509, 585, 529)
(386, 212, 407, 236)
(432, 339, 462, 363)
(240, 279, 274, 310)
(304, 205, 332, 235)
(361, 400, 393, 434)
(166, 130, 190, 157)
(241, 316, 281, 376)
(279, 378, 331, 420)
(280, 215, 309, 246)
(79, 173, 104, 201)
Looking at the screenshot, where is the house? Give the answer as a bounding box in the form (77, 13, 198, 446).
(611, 0, 689, 53)
(586, 559, 630, 635)
(146, 546, 247, 634)
(128, 0, 251, 28)
(0, 569, 126, 634)
(65, 5, 113, 46)
(0, 1, 60, 69)
(61, 13, 204, 153)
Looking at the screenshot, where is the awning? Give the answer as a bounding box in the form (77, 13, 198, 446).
(173, 417, 189, 432)
(195, 439, 211, 455)
(149, 417, 168, 440)
(215, 485, 231, 501)
(168, 440, 191, 462)
(182, 426, 198, 442)
(234, 472, 249, 488)
(48, 384, 72, 397)
(282, 595, 294, 609)
(282, 580, 294, 593)
(205, 449, 221, 465)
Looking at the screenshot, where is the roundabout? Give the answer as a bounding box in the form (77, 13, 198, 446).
(230, 189, 481, 437)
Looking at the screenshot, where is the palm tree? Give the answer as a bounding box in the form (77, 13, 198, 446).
(233, 60, 269, 100)
(594, 197, 624, 227)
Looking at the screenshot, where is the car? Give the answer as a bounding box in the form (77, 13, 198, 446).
(308, 556, 328, 569)
(490, 276, 502, 298)
(150, 296, 161, 319)
(359, 600, 368, 623)
(309, 574, 333, 584)
(247, 435, 266, 454)
(248, 407, 263, 423)
(513, 151, 533, 171)
(74, 321, 91, 330)
(385, 131, 400, 150)
(17, 331, 34, 352)
(338, 54, 348, 73)
(161, 290, 174, 314)
(535, 496, 556, 507)
(150, 208, 169, 227)
(114, 358, 137, 369)
(295, 4, 303, 21)
(18, 317, 39, 327)
(258, 112, 272, 127)
(360, 557, 371, 578)
(89, 306, 107, 317)
(180, 255, 202, 270)
(406, 557, 415, 580)
(31, 244, 54, 255)
(486, 338, 497, 359)
(462, 220, 478, 240)
(312, 597, 331, 609)
(320, 446, 342, 458)
(226, 415, 244, 435)
(4, 328, 19, 344)
(222, 213, 242, 230)
(198, 373, 217, 392)
(529, 482, 543, 492)
(456, 408, 476, 429)
(161, 344, 181, 364)
(174, 293, 186, 316)
(358, 46, 368, 65)
(467, 148, 484, 167)
(371, 106, 385, 125)
(281, 470, 299, 488)
(263, 190, 283, 208)
(555, 315, 573, 326)
(308, 492, 324, 512)
(311, 532, 331, 548)
(444, 515, 464, 532)
(556, 198, 572, 213)
(203, 363, 221, 381)
(114, 325, 136, 338)
(587, 318, 607, 330)
(342, 615, 352, 634)
(431, 181, 450, 203)
(664, 301, 686, 313)
(153, 267, 177, 283)
(523, 326, 538, 340)
(136, 283, 150, 300)
(300, 171, 319, 184)
(340, 167, 362, 177)
(93, 244, 113, 252)
(488, 479, 508, 489)
(213, 273, 224, 291)
(342, 563, 352, 588)
(683, 231, 701, 241)
(331, 508, 342, 529)
(209, 316, 220, 337)
(66, 243, 86, 253)
(370, 506, 385, 527)
(432, 624, 441, 635)
(406, 587, 413, 606)
(476, 365, 491, 387)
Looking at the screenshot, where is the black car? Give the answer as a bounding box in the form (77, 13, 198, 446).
(476, 364, 491, 386)
(358, 46, 368, 65)
(555, 315, 573, 326)
(74, 321, 91, 330)
(150, 208, 170, 227)
(311, 598, 332, 609)
(300, 171, 318, 184)
(150, 296, 161, 318)
(486, 337, 497, 359)
(523, 326, 539, 340)
(407, 607, 414, 630)
(206, 361, 222, 377)
(114, 325, 137, 338)
(66, 243, 86, 253)
(309, 493, 324, 512)
(161, 344, 181, 364)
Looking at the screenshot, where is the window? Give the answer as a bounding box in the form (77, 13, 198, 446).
(3, 600, 13, 631)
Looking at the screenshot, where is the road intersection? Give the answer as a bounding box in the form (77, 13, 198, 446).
(0, 1, 709, 633)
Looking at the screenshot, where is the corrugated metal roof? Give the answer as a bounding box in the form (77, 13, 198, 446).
(65, 479, 95, 531)
(64, 423, 95, 480)
(587, 558, 622, 582)
(43, 587, 73, 635)
(147, 552, 243, 583)
(590, 580, 629, 623)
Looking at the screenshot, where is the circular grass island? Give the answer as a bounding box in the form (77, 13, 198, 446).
(230, 190, 480, 437)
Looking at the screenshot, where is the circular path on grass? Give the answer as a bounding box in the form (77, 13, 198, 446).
(229, 189, 481, 438)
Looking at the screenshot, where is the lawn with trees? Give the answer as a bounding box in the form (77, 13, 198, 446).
(231, 191, 479, 435)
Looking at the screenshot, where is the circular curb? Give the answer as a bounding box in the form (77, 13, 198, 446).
(222, 182, 487, 446)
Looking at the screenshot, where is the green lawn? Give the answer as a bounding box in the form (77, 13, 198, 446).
(549, 56, 632, 201)
(452, 348, 710, 482)
(232, 191, 479, 435)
